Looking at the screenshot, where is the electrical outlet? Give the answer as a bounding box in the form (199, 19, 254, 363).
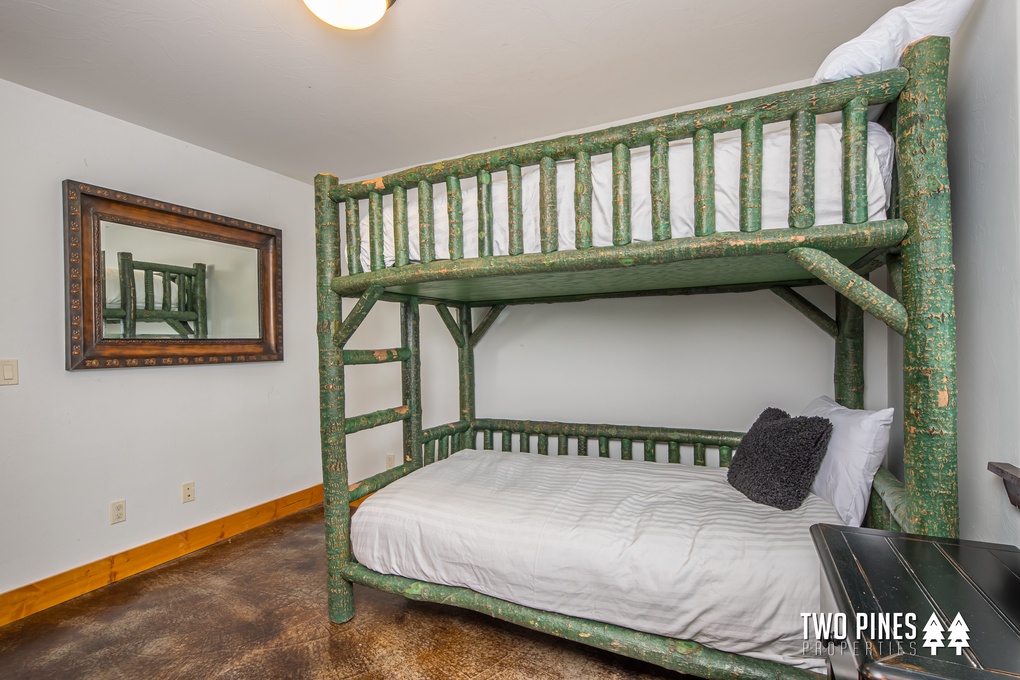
(182, 482, 195, 503)
(385, 453, 395, 470)
(110, 500, 126, 524)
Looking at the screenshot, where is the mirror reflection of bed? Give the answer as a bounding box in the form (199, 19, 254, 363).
(100, 221, 260, 339)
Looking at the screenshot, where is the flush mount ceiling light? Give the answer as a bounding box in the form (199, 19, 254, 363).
(303, 0, 396, 30)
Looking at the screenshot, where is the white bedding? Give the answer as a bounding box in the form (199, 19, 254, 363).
(352, 450, 843, 672)
(104, 267, 179, 310)
(357, 122, 894, 271)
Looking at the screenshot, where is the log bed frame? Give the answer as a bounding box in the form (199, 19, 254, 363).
(314, 37, 956, 679)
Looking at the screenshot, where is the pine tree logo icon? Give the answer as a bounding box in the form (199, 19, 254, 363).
(947, 613, 970, 655)
(922, 613, 945, 655)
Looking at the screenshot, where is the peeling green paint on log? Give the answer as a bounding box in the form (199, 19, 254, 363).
(349, 464, 414, 502)
(694, 443, 707, 466)
(740, 117, 763, 233)
(502, 430, 512, 452)
(333, 286, 383, 348)
(644, 440, 656, 462)
(344, 198, 362, 275)
(393, 186, 409, 268)
(458, 305, 476, 448)
(719, 445, 733, 468)
(621, 439, 633, 460)
(469, 304, 505, 348)
(788, 247, 907, 335)
(369, 192, 384, 272)
(333, 221, 907, 298)
(330, 69, 907, 202)
(422, 420, 470, 444)
(789, 111, 816, 229)
(436, 303, 465, 348)
(342, 347, 411, 365)
(540, 157, 558, 253)
(575, 151, 593, 249)
(478, 169, 493, 258)
(508, 165, 524, 256)
(345, 405, 410, 435)
(668, 441, 680, 464)
(313, 173, 354, 623)
(613, 144, 632, 245)
(339, 563, 816, 680)
(694, 128, 716, 237)
(651, 137, 670, 241)
(843, 97, 869, 225)
(897, 37, 958, 538)
(871, 466, 914, 533)
(447, 176, 464, 260)
(598, 436, 609, 458)
(418, 181, 435, 264)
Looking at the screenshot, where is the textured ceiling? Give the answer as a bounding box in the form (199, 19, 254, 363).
(0, 0, 901, 182)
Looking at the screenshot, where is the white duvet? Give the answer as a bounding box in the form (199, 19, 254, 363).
(352, 450, 842, 672)
(356, 122, 894, 271)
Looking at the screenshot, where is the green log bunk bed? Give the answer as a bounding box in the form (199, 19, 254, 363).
(102, 251, 209, 338)
(314, 36, 955, 679)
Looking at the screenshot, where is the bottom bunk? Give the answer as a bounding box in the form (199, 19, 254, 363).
(351, 448, 838, 677)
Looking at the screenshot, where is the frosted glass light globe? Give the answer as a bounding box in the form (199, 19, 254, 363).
(303, 0, 388, 30)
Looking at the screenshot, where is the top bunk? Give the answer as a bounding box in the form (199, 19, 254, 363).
(315, 39, 944, 308)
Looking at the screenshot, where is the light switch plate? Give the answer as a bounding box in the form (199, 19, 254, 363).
(0, 360, 18, 386)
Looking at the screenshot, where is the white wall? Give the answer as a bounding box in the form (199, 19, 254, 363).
(946, 0, 1020, 545)
(0, 79, 322, 592)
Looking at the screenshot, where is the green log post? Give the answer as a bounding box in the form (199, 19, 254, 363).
(345, 198, 362, 275)
(843, 97, 869, 225)
(538, 433, 549, 455)
(393, 186, 409, 268)
(740, 117, 763, 233)
(478, 170, 493, 258)
(402, 298, 423, 468)
(502, 430, 512, 452)
(650, 137, 670, 241)
(447, 177, 464, 260)
(668, 441, 680, 464)
(343, 348, 411, 365)
(508, 165, 524, 256)
(369, 192, 384, 272)
(418, 181, 435, 264)
(613, 144, 631, 245)
(598, 436, 609, 458)
(789, 111, 816, 229)
(621, 439, 633, 460)
(458, 305, 476, 450)
(834, 294, 865, 410)
(896, 37, 958, 538)
(540, 157, 558, 254)
(644, 440, 656, 462)
(144, 270, 154, 310)
(694, 442, 707, 466)
(694, 128, 715, 237)
(575, 151, 593, 249)
(558, 434, 568, 456)
(314, 173, 354, 623)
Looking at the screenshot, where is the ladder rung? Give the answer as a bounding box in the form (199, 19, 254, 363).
(343, 348, 411, 365)
(346, 405, 411, 434)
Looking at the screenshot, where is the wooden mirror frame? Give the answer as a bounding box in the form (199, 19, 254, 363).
(63, 180, 283, 370)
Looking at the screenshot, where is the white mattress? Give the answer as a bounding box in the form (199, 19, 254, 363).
(105, 267, 179, 310)
(357, 122, 894, 271)
(352, 450, 843, 672)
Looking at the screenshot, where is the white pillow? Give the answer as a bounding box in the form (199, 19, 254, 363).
(812, 0, 975, 84)
(802, 396, 894, 526)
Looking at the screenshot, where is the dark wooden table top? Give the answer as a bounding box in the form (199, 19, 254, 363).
(812, 523, 1020, 679)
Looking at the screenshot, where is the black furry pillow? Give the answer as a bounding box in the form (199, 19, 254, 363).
(727, 407, 832, 511)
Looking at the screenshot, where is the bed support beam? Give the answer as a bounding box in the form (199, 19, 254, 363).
(436, 303, 466, 348)
(402, 298, 423, 468)
(469, 305, 506, 348)
(340, 564, 815, 680)
(333, 286, 384, 348)
(314, 173, 354, 624)
(458, 305, 476, 450)
(897, 37, 958, 538)
(787, 247, 907, 335)
(769, 286, 837, 339)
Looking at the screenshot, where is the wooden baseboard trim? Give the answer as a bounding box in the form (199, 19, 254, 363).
(0, 484, 324, 628)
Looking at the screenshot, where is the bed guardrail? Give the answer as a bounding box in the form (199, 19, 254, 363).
(327, 67, 908, 280)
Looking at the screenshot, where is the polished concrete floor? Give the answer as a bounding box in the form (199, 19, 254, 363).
(0, 505, 688, 679)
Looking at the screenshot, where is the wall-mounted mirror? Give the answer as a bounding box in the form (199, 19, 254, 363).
(63, 180, 283, 370)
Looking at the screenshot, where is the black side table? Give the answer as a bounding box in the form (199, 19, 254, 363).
(811, 524, 1020, 679)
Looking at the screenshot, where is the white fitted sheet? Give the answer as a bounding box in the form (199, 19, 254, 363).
(352, 450, 843, 672)
(357, 122, 894, 271)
